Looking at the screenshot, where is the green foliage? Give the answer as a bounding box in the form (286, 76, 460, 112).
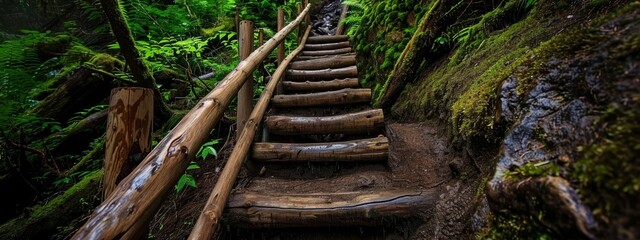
(477, 213, 553, 239)
(176, 138, 221, 193)
(507, 161, 561, 180)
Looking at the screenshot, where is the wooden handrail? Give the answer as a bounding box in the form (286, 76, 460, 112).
(188, 25, 312, 240)
(72, 4, 311, 239)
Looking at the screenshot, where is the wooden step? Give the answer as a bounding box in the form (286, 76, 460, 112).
(289, 55, 356, 70)
(264, 109, 384, 135)
(272, 88, 371, 108)
(225, 190, 435, 228)
(301, 47, 352, 56)
(295, 53, 355, 61)
(286, 66, 358, 81)
(304, 41, 350, 51)
(252, 136, 388, 162)
(306, 35, 350, 44)
(282, 78, 360, 92)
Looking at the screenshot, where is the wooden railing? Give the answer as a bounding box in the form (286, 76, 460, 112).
(73, 3, 311, 239)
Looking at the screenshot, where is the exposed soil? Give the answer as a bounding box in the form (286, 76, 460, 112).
(150, 119, 486, 239)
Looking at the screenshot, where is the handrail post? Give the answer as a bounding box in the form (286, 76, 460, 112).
(277, 8, 285, 66)
(297, 3, 303, 44)
(237, 20, 254, 138)
(304, 0, 310, 27)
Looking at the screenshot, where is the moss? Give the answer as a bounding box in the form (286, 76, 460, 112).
(477, 213, 553, 239)
(0, 170, 102, 239)
(573, 102, 640, 226)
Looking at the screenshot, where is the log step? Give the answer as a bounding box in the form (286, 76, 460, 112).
(282, 78, 360, 92)
(295, 53, 355, 61)
(272, 88, 371, 108)
(304, 41, 350, 51)
(252, 136, 388, 163)
(264, 109, 385, 135)
(301, 47, 352, 56)
(306, 35, 350, 44)
(286, 66, 358, 81)
(225, 190, 435, 228)
(289, 55, 356, 70)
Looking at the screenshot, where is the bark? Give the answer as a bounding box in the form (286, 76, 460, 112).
(304, 41, 350, 51)
(282, 78, 360, 92)
(98, 0, 172, 122)
(237, 20, 255, 137)
(306, 35, 349, 44)
(335, 5, 349, 35)
(188, 26, 312, 240)
(289, 54, 356, 70)
(72, 5, 311, 239)
(271, 88, 371, 108)
(286, 66, 358, 81)
(252, 136, 388, 162)
(225, 190, 435, 228)
(265, 109, 385, 135)
(300, 47, 352, 56)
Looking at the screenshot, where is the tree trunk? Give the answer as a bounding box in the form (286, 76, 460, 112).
(286, 66, 358, 81)
(103, 88, 153, 199)
(289, 55, 356, 70)
(98, 0, 172, 122)
(282, 78, 360, 92)
(271, 88, 371, 108)
(252, 136, 388, 162)
(225, 190, 435, 228)
(265, 109, 385, 135)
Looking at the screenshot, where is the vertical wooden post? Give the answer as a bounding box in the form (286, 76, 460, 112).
(297, 3, 303, 44)
(103, 87, 153, 200)
(336, 5, 349, 35)
(304, 0, 310, 27)
(103, 87, 154, 239)
(258, 28, 265, 46)
(237, 20, 254, 138)
(234, 7, 240, 35)
(277, 8, 285, 66)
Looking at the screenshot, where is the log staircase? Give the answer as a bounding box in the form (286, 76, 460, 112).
(225, 35, 431, 229)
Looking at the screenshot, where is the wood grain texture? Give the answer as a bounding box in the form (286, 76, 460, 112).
(300, 47, 352, 56)
(73, 5, 311, 240)
(271, 88, 371, 108)
(288, 55, 355, 70)
(237, 20, 255, 138)
(225, 190, 435, 228)
(252, 136, 388, 162)
(306, 35, 350, 44)
(282, 78, 360, 92)
(265, 109, 385, 135)
(187, 26, 313, 240)
(286, 66, 358, 81)
(304, 41, 350, 51)
(103, 88, 153, 200)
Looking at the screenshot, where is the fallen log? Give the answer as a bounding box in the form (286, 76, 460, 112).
(282, 78, 360, 92)
(271, 88, 371, 108)
(304, 41, 350, 51)
(265, 109, 384, 135)
(306, 35, 349, 44)
(225, 189, 435, 228)
(286, 66, 358, 81)
(300, 47, 352, 56)
(289, 55, 356, 70)
(252, 136, 388, 162)
(295, 53, 355, 61)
